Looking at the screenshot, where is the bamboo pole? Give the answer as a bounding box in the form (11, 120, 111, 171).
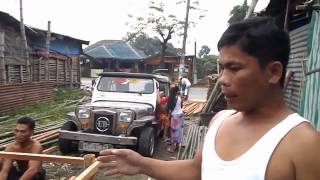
(76, 161, 101, 180)
(43, 145, 57, 154)
(0, 151, 84, 165)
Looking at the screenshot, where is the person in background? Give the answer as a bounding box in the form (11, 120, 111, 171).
(180, 76, 191, 100)
(0, 117, 45, 180)
(166, 86, 184, 153)
(156, 91, 170, 142)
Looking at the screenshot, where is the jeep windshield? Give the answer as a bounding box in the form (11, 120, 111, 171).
(97, 76, 154, 94)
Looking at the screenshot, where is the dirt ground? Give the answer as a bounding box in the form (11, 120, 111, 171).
(43, 138, 178, 180)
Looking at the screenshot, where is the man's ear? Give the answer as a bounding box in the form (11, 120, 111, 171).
(267, 61, 283, 84)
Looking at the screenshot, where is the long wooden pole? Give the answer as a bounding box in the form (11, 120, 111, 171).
(19, 0, 30, 81)
(0, 32, 6, 84)
(45, 21, 51, 80)
(0, 151, 84, 165)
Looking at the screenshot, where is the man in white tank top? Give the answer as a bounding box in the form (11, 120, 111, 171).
(97, 17, 320, 180)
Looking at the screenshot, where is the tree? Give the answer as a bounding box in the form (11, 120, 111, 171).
(196, 54, 218, 79)
(198, 45, 210, 58)
(228, 0, 249, 25)
(127, 33, 180, 56)
(125, 0, 205, 68)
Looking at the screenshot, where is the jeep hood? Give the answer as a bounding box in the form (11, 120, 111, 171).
(92, 92, 156, 110)
(90, 101, 153, 113)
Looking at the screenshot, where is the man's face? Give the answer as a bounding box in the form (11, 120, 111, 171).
(218, 45, 270, 111)
(14, 124, 33, 143)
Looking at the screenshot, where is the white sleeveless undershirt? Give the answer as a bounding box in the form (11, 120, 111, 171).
(201, 110, 309, 180)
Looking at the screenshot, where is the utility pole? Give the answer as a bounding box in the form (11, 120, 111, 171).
(179, 0, 191, 80)
(19, 0, 30, 81)
(245, 0, 258, 19)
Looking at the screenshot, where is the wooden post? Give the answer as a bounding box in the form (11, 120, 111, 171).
(83, 154, 96, 180)
(64, 60, 67, 82)
(38, 57, 41, 81)
(45, 21, 51, 81)
(0, 32, 6, 84)
(20, 65, 23, 83)
(78, 57, 81, 85)
(56, 59, 59, 82)
(19, 0, 30, 82)
(70, 58, 73, 87)
(7, 65, 11, 83)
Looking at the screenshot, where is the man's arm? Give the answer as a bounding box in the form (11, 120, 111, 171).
(141, 148, 202, 180)
(292, 124, 320, 180)
(19, 141, 43, 180)
(0, 145, 13, 180)
(98, 147, 202, 180)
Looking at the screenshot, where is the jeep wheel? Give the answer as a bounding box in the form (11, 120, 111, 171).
(58, 121, 79, 154)
(138, 127, 155, 157)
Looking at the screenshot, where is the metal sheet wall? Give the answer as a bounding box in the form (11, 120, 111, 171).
(0, 81, 54, 114)
(301, 11, 320, 129)
(284, 24, 309, 112)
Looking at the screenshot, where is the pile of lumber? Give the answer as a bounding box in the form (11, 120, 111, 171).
(183, 100, 206, 117)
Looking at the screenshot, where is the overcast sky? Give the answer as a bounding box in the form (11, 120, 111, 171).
(0, 0, 269, 55)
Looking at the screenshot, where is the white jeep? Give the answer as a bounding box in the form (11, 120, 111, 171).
(58, 72, 170, 157)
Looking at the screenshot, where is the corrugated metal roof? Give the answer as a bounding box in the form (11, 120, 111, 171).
(84, 40, 146, 61)
(0, 11, 89, 45)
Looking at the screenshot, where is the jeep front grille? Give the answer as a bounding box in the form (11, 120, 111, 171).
(93, 113, 115, 135)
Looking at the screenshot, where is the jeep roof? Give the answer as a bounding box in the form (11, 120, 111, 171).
(99, 72, 170, 83)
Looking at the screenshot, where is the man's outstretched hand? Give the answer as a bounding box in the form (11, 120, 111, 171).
(97, 149, 144, 176)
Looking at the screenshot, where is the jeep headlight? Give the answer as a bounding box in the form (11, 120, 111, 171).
(119, 112, 133, 123)
(76, 107, 91, 119)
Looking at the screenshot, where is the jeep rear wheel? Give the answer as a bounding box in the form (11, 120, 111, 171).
(138, 127, 155, 157)
(58, 121, 79, 154)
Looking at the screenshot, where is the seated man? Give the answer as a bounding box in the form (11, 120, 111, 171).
(0, 117, 45, 180)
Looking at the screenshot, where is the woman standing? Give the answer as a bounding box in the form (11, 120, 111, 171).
(166, 86, 184, 153)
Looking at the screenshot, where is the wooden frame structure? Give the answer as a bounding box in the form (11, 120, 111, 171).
(0, 151, 101, 180)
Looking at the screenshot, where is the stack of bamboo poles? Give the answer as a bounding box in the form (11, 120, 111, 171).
(201, 81, 223, 113)
(177, 125, 208, 160)
(183, 101, 206, 118)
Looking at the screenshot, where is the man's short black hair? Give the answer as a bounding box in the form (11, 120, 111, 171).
(217, 16, 290, 86)
(17, 116, 35, 130)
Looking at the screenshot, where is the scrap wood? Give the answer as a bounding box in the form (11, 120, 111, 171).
(43, 146, 58, 154)
(183, 101, 206, 116)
